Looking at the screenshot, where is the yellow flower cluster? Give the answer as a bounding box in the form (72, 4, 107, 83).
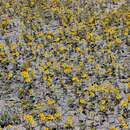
(21, 70, 31, 83)
(24, 114, 36, 125)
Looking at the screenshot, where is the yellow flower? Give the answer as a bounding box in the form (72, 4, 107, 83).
(99, 105, 106, 111)
(47, 34, 52, 39)
(79, 61, 84, 66)
(10, 43, 17, 50)
(24, 114, 36, 125)
(52, 42, 57, 45)
(74, 36, 80, 41)
(115, 38, 122, 44)
(66, 116, 73, 125)
(47, 99, 56, 105)
(5, 3, 11, 8)
(72, 76, 79, 82)
(37, 43, 43, 49)
(54, 112, 61, 119)
(109, 126, 118, 130)
(34, 102, 45, 110)
(122, 123, 129, 129)
(52, 7, 60, 13)
(64, 66, 72, 73)
(42, 75, 47, 81)
(79, 98, 86, 104)
(126, 93, 130, 101)
(29, 89, 33, 95)
(27, 35, 33, 41)
(95, 64, 100, 70)
(89, 92, 95, 97)
(81, 73, 89, 79)
(28, 42, 33, 46)
(47, 61, 52, 66)
(47, 76, 53, 83)
(45, 69, 49, 74)
(15, 52, 19, 57)
(55, 37, 60, 42)
(58, 45, 64, 51)
(124, 28, 128, 36)
(107, 41, 114, 47)
(88, 16, 95, 23)
(117, 115, 125, 122)
(106, 27, 116, 33)
(46, 114, 54, 121)
(95, 34, 102, 40)
(7, 71, 13, 80)
(116, 94, 122, 100)
(25, 77, 31, 83)
(127, 82, 130, 88)
(120, 99, 128, 107)
(39, 113, 46, 121)
(88, 85, 95, 91)
(21, 70, 29, 78)
(32, 48, 36, 55)
(31, 69, 35, 77)
(100, 100, 106, 105)
(0, 43, 4, 49)
(87, 56, 94, 63)
(30, 1, 35, 6)
(6, 124, 13, 129)
(86, 32, 94, 40)
(44, 127, 49, 130)
(78, 106, 83, 113)
(75, 47, 81, 51)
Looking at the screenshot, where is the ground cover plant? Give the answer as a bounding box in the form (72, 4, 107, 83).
(0, 0, 130, 130)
